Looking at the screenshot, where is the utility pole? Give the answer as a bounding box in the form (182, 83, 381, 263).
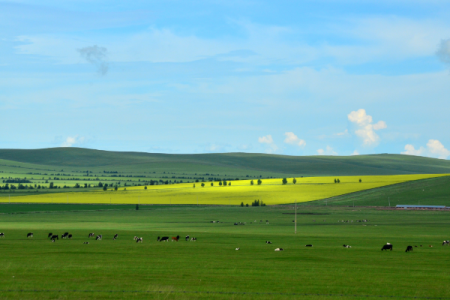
(295, 199, 297, 234)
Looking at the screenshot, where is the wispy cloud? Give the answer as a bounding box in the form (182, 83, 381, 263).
(317, 146, 337, 156)
(258, 135, 278, 153)
(437, 39, 450, 68)
(78, 45, 109, 75)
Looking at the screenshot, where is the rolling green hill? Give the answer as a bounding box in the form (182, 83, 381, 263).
(1, 147, 450, 176)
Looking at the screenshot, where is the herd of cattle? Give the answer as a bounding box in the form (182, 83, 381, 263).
(0, 232, 448, 252)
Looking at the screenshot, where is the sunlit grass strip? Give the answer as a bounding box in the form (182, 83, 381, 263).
(1, 174, 447, 205)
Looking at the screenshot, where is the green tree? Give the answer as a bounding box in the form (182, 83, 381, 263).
(114, 185, 118, 191)
(240, 202, 244, 207)
(282, 178, 287, 185)
(136, 204, 139, 210)
(257, 179, 262, 185)
(211, 182, 214, 186)
(74, 183, 80, 188)
(103, 185, 107, 191)
(193, 184, 195, 188)
(201, 183, 205, 187)
(219, 181, 222, 186)
(223, 180, 227, 186)
(359, 179, 362, 183)
(246, 203, 249, 207)
(228, 182, 231, 186)
(49, 182, 54, 189)
(293, 178, 297, 184)
(144, 186, 147, 189)
(250, 180, 254, 185)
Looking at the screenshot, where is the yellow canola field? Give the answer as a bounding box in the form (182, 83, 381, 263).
(3, 174, 447, 205)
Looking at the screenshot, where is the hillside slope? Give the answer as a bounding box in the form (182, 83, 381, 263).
(1, 147, 450, 176)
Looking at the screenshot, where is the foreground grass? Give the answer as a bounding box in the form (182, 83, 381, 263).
(0, 205, 449, 299)
(1, 174, 447, 205)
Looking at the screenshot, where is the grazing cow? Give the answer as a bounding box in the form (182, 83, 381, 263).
(96, 235, 102, 240)
(429, 245, 433, 248)
(27, 233, 33, 238)
(88, 233, 95, 238)
(136, 237, 143, 243)
(113, 234, 118, 240)
(61, 232, 69, 239)
(83, 242, 89, 244)
(68, 234, 73, 239)
(420, 245, 423, 247)
(172, 235, 180, 242)
(274, 248, 284, 251)
(185, 235, 190, 241)
(405, 246, 413, 252)
(235, 248, 240, 251)
(234, 223, 238, 225)
(159, 236, 169, 242)
(48, 233, 53, 238)
(343, 244, 351, 248)
(305, 244, 313, 247)
(190, 237, 197, 241)
(442, 240, 449, 246)
(381, 244, 393, 251)
(50, 235, 58, 240)
(266, 241, 272, 244)
(0, 232, 4, 238)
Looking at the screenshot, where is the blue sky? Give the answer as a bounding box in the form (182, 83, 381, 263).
(1, 0, 450, 158)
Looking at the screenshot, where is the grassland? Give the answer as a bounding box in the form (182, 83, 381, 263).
(2, 174, 447, 205)
(0, 205, 449, 300)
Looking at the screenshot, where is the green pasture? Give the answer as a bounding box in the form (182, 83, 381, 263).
(0, 205, 449, 299)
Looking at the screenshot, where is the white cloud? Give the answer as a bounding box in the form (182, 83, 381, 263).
(336, 129, 349, 136)
(348, 109, 387, 146)
(284, 132, 306, 147)
(352, 150, 360, 155)
(427, 139, 450, 159)
(401, 139, 450, 159)
(258, 135, 278, 153)
(61, 135, 86, 147)
(317, 146, 337, 156)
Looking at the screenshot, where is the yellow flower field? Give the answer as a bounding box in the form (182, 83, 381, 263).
(2, 174, 447, 205)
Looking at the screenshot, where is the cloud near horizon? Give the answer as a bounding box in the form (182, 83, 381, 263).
(258, 135, 278, 153)
(317, 146, 337, 156)
(348, 109, 386, 146)
(402, 139, 450, 159)
(61, 135, 86, 147)
(284, 132, 306, 147)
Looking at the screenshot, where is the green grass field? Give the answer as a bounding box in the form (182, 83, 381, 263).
(2, 174, 447, 205)
(0, 205, 449, 299)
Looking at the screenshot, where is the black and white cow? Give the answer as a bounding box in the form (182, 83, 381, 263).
(405, 246, 413, 252)
(68, 234, 73, 239)
(48, 233, 53, 238)
(88, 233, 95, 238)
(442, 240, 449, 246)
(96, 235, 102, 240)
(136, 237, 143, 243)
(343, 244, 351, 248)
(50, 235, 58, 240)
(27, 233, 33, 238)
(266, 241, 272, 244)
(158, 236, 169, 242)
(0, 232, 4, 238)
(185, 235, 190, 241)
(113, 234, 118, 240)
(381, 244, 393, 251)
(274, 248, 284, 251)
(61, 232, 69, 239)
(190, 237, 197, 241)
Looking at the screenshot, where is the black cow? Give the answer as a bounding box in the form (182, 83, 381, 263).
(48, 233, 53, 238)
(158, 236, 169, 242)
(114, 234, 118, 240)
(50, 235, 59, 240)
(381, 244, 393, 251)
(305, 244, 313, 247)
(405, 246, 413, 252)
(0, 232, 4, 238)
(68, 234, 73, 239)
(27, 233, 33, 238)
(61, 232, 69, 239)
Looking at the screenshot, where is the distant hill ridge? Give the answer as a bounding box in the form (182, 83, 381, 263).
(0, 147, 450, 176)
